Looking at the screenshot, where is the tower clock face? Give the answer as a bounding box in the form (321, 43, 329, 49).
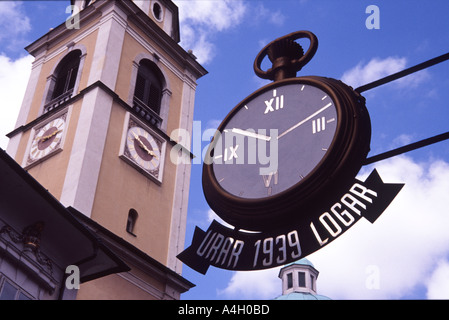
(211, 82, 338, 199)
(30, 117, 66, 161)
(126, 126, 161, 172)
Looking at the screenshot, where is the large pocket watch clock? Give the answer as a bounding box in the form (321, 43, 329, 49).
(202, 31, 371, 231)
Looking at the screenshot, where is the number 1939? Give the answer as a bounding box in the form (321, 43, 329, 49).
(253, 230, 302, 268)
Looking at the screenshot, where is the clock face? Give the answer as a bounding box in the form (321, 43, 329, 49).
(126, 126, 161, 172)
(210, 82, 338, 200)
(30, 117, 65, 161)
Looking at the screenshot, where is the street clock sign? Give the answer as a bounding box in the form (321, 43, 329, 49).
(202, 76, 371, 231)
(178, 31, 403, 274)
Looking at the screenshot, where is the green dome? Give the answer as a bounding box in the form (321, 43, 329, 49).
(287, 258, 315, 269)
(274, 292, 331, 300)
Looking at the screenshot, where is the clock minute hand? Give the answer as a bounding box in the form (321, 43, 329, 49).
(147, 149, 158, 159)
(132, 132, 148, 151)
(132, 132, 144, 147)
(277, 102, 332, 140)
(231, 128, 272, 141)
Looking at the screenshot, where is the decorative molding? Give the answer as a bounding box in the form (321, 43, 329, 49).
(0, 222, 53, 275)
(125, 24, 200, 89)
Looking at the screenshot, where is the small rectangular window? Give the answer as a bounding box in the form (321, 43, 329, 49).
(0, 278, 32, 300)
(18, 292, 31, 301)
(298, 272, 306, 287)
(287, 273, 293, 289)
(311, 275, 315, 291)
(0, 281, 18, 300)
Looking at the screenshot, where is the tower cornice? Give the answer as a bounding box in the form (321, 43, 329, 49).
(25, 0, 206, 80)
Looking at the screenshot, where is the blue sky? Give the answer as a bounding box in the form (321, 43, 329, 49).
(1, 1, 449, 300)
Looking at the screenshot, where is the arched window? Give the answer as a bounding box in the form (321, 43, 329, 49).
(52, 50, 81, 100)
(133, 59, 163, 115)
(129, 55, 170, 129)
(43, 50, 82, 114)
(126, 209, 138, 236)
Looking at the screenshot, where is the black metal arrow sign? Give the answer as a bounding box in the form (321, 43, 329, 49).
(178, 169, 403, 274)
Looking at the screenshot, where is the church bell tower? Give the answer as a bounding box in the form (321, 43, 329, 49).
(6, 0, 206, 299)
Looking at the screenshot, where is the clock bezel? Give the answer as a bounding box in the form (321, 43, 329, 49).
(25, 109, 69, 168)
(202, 76, 371, 231)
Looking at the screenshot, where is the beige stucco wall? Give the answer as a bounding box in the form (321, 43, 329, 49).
(76, 271, 161, 300)
(14, 25, 100, 200)
(89, 102, 178, 263)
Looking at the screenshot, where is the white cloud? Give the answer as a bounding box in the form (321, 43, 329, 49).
(205, 119, 222, 132)
(175, 0, 246, 32)
(0, 54, 33, 149)
(217, 155, 449, 299)
(253, 3, 286, 27)
(391, 134, 414, 149)
(174, 0, 247, 64)
(426, 259, 449, 299)
(341, 57, 406, 88)
(218, 267, 281, 300)
(312, 156, 449, 299)
(206, 208, 233, 230)
(0, 2, 33, 149)
(0, 2, 31, 53)
(341, 56, 430, 91)
(173, 1, 288, 65)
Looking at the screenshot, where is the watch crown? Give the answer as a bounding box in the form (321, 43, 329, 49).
(268, 38, 304, 63)
(267, 39, 305, 81)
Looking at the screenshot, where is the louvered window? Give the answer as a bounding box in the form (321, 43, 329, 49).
(134, 60, 163, 115)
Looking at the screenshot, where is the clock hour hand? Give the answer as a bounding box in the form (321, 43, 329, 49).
(132, 132, 148, 152)
(147, 149, 158, 159)
(231, 128, 272, 141)
(277, 103, 332, 139)
(39, 129, 62, 142)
